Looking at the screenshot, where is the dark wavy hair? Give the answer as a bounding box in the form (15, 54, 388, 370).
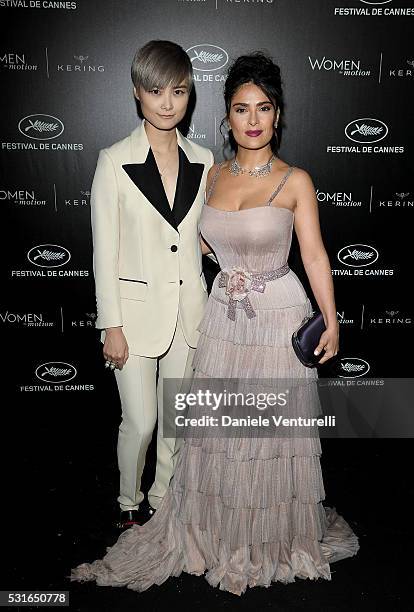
(220, 51, 284, 155)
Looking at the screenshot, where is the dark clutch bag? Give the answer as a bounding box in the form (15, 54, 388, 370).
(291, 311, 326, 368)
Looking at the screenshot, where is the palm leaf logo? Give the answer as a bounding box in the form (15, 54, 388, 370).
(24, 119, 58, 133)
(350, 123, 383, 137)
(40, 366, 72, 378)
(191, 50, 223, 64)
(341, 362, 365, 372)
(342, 248, 374, 261)
(33, 249, 65, 261)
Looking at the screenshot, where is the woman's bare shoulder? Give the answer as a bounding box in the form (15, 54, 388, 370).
(206, 163, 219, 188)
(283, 166, 316, 200)
(206, 161, 228, 186)
(207, 162, 221, 178)
(290, 165, 315, 187)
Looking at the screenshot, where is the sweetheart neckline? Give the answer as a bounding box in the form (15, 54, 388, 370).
(204, 204, 294, 215)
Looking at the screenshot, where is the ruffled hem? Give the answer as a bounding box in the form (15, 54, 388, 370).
(171, 490, 328, 548)
(70, 436, 359, 596)
(69, 490, 359, 596)
(172, 444, 325, 505)
(169, 438, 326, 548)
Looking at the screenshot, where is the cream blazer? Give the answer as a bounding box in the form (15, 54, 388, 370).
(91, 119, 214, 356)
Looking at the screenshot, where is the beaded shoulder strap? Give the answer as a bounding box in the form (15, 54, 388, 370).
(267, 166, 294, 206)
(205, 162, 224, 205)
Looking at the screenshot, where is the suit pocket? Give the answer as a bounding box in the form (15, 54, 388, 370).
(119, 278, 148, 301)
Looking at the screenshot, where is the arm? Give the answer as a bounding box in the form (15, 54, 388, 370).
(91, 149, 128, 368)
(199, 160, 220, 257)
(292, 169, 339, 364)
(91, 149, 122, 329)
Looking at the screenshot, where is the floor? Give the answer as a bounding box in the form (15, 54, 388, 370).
(5, 368, 411, 611)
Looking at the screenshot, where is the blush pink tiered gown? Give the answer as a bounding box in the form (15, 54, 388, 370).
(70, 163, 359, 596)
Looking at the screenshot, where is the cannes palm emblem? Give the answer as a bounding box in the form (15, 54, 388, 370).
(24, 119, 59, 134)
(340, 362, 366, 373)
(345, 118, 387, 143)
(39, 366, 72, 378)
(19, 114, 64, 140)
(350, 123, 383, 137)
(28, 244, 70, 267)
(342, 248, 374, 262)
(35, 361, 77, 382)
(337, 244, 379, 267)
(33, 249, 65, 262)
(190, 50, 223, 64)
(186, 45, 228, 71)
(338, 358, 370, 378)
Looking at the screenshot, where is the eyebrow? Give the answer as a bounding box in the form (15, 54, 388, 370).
(232, 100, 273, 107)
(151, 83, 188, 90)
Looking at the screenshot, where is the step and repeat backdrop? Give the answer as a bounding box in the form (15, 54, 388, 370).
(1, 0, 413, 414)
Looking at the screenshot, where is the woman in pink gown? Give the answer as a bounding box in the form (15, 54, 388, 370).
(70, 52, 359, 596)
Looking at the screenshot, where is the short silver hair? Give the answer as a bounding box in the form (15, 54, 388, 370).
(131, 40, 193, 92)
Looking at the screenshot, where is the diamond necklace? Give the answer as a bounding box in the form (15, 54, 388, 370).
(229, 154, 275, 178)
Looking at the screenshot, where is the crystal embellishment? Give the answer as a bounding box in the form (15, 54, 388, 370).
(229, 154, 276, 178)
(218, 263, 290, 321)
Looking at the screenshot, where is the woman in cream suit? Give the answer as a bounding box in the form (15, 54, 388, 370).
(92, 40, 213, 529)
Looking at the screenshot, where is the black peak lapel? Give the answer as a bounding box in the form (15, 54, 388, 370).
(122, 145, 204, 231)
(173, 147, 204, 227)
(122, 148, 177, 231)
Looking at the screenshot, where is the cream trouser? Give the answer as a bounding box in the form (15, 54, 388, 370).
(114, 315, 194, 511)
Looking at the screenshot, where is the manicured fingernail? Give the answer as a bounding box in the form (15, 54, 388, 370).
(314, 349, 319, 355)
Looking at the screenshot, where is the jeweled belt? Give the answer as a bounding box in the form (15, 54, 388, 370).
(218, 262, 290, 321)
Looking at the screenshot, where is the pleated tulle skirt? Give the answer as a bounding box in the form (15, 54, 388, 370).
(70, 286, 359, 596)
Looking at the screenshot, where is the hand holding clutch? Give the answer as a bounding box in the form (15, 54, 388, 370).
(291, 311, 327, 368)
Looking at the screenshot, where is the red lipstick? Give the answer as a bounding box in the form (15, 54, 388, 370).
(245, 130, 263, 137)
